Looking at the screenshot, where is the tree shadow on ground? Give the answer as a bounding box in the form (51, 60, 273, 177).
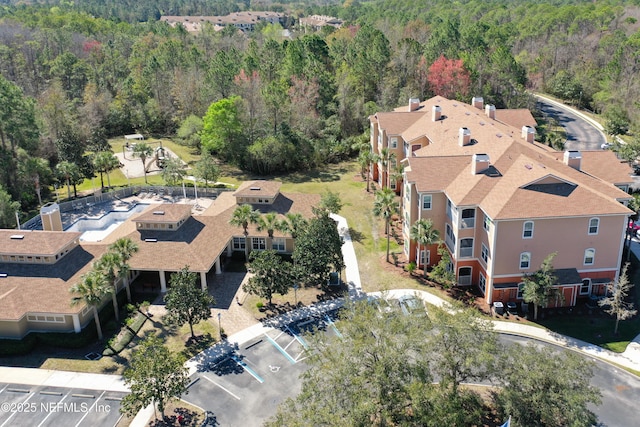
(148, 407, 203, 426)
(348, 227, 365, 243)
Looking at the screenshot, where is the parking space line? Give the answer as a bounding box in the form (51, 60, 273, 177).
(0, 384, 8, 394)
(325, 315, 343, 338)
(201, 375, 241, 400)
(231, 356, 264, 384)
(0, 391, 35, 427)
(286, 326, 309, 350)
(264, 334, 297, 364)
(37, 390, 70, 427)
(74, 390, 105, 427)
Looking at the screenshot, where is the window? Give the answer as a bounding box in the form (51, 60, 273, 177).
(422, 194, 432, 210)
(460, 238, 473, 258)
(458, 267, 472, 285)
(272, 238, 285, 252)
(232, 237, 245, 250)
(461, 208, 475, 228)
(405, 183, 411, 201)
(479, 273, 486, 295)
(517, 282, 525, 299)
(584, 248, 595, 265)
(581, 278, 592, 295)
(420, 250, 430, 266)
(390, 180, 396, 190)
(483, 216, 491, 231)
(481, 244, 489, 263)
(27, 315, 64, 323)
(252, 237, 266, 250)
(588, 218, 599, 235)
(523, 221, 534, 238)
(390, 137, 398, 148)
(404, 238, 409, 256)
(519, 252, 531, 269)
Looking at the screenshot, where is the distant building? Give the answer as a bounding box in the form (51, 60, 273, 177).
(160, 11, 284, 33)
(298, 15, 343, 31)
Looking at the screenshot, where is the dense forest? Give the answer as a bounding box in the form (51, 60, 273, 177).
(0, 0, 639, 227)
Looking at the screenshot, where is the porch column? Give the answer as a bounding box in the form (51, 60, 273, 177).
(226, 241, 232, 256)
(215, 257, 222, 275)
(159, 270, 167, 292)
(200, 271, 208, 291)
(72, 314, 81, 333)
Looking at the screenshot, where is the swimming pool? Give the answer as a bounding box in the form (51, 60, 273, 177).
(66, 203, 150, 242)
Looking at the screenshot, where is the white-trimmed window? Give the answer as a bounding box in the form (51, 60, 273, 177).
(580, 278, 592, 295)
(404, 238, 409, 256)
(517, 282, 525, 299)
(390, 137, 398, 148)
(232, 237, 245, 250)
(584, 248, 595, 265)
(588, 218, 599, 235)
(420, 249, 430, 266)
(519, 252, 531, 269)
(28, 314, 65, 323)
(481, 244, 489, 264)
(483, 215, 490, 231)
(422, 194, 432, 210)
(404, 182, 411, 201)
(272, 238, 285, 252)
(479, 273, 486, 295)
(390, 180, 397, 190)
(252, 237, 266, 250)
(523, 221, 534, 239)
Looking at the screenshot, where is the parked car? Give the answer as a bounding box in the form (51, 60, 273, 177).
(628, 220, 640, 235)
(601, 142, 613, 150)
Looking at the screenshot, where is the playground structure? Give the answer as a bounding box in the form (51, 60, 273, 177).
(145, 145, 167, 172)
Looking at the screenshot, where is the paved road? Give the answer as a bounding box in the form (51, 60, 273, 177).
(501, 335, 640, 427)
(535, 97, 607, 150)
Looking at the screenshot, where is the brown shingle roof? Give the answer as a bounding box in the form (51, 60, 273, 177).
(0, 245, 105, 320)
(0, 230, 81, 257)
(400, 98, 633, 220)
(577, 150, 634, 186)
(234, 180, 282, 198)
(135, 203, 192, 223)
(495, 109, 537, 129)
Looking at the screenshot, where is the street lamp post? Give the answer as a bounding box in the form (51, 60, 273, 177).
(218, 312, 222, 340)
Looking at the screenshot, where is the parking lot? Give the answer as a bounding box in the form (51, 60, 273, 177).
(183, 310, 341, 427)
(0, 383, 125, 427)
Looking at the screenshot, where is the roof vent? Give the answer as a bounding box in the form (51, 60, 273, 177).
(250, 187, 261, 191)
(0, 273, 8, 278)
(152, 211, 165, 215)
(144, 238, 158, 242)
(432, 105, 442, 122)
(10, 235, 24, 240)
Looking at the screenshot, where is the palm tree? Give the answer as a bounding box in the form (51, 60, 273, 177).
(373, 187, 399, 263)
(56, 161, 78, 200)
(410, 218, 440, 277)
(229, 204, 260, 259)
(109, 238, 139, 302)
(281, 213, 308, 240)
(95, 252, 122, 321)
(93, 151, 121, 190)
(133, 142, 154, 184)
(358, 150, 373, 192)
(389, 162, 404, 195)
(378, 148, 395, 189)
(257, 212, 282, 249)
(70, 270, 112, 340)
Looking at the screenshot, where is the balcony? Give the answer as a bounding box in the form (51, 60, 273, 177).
(445, 235, 456, 253)
(460, 208, 476, 229)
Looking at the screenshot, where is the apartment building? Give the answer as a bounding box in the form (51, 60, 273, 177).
(370, 96, 634, 308)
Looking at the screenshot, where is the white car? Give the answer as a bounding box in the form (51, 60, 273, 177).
(601, 142, 613, 150)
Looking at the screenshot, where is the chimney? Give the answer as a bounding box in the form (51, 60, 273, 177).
(408, 98, 420, 112)
(459, 127, 471, 146)
(563, 150, 582, 171)
(472, 153, 490, 175)
(521, 126, 535, 143)
(485, 104, 496, 119)
(432, 105, 442, 122)
(472, 97, 484, 110)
